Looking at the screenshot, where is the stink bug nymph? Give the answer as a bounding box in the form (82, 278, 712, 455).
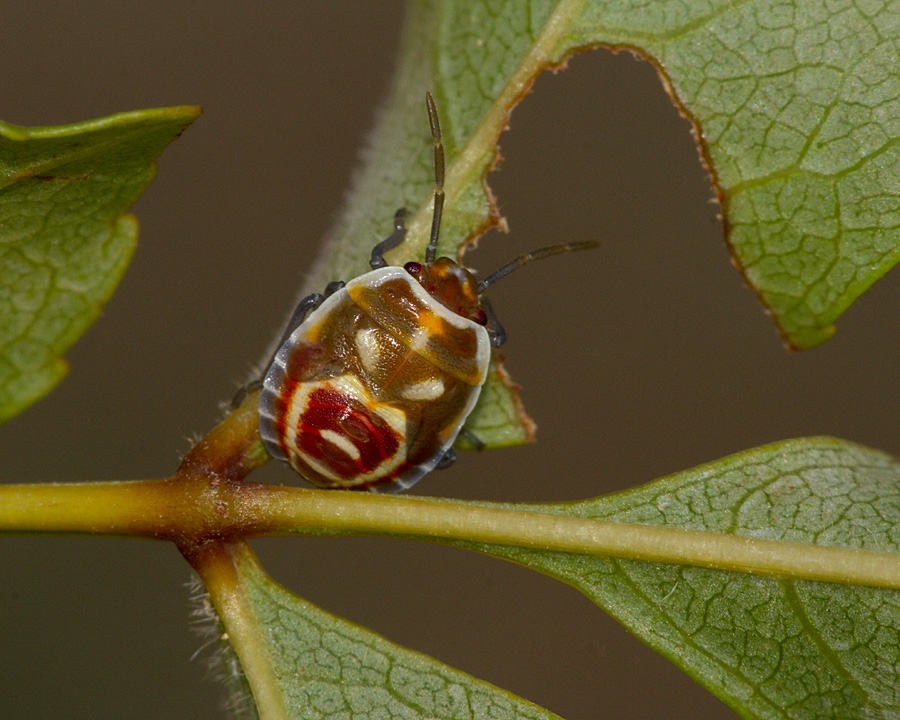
(258, 93, 596, 492)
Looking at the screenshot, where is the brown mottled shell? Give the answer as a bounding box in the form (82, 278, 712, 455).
(259, 267, 491, 491)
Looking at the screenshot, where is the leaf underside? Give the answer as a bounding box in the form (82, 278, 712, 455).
(225, 437, 900, 720)
(0, 106, 200, 423)
(467, 437, 900, 719)
(6, 0, 895, 716)
(311, 0, 900, 427)
(234, 547, 561, 720)
(588, 0, 900, 350)
(217, 0, 900, 717)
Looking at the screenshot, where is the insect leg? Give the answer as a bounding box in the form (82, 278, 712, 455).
(232, 291, 326, 409)
(276, 292, 326, 349)
(458, 428, 486, 451)
(230, 379, 263, 409)
(435, 446, 457, 470)
(369, 208, 408, 269)
(234, 291, 326, 410)
(479, 296, 506, 348)
(324, 280, 346, 297)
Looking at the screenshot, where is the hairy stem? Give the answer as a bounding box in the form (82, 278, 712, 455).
(187, 541, 289, 720)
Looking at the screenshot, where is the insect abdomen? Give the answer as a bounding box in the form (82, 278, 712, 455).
(259, 268, 490, 491)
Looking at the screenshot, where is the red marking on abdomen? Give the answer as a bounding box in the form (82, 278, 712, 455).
(284, 341, 324, 381)
(298, 387, 401, 479)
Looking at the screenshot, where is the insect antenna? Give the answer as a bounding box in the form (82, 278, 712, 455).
(477, 241, 599, 293)
(424, 92, 444, 264)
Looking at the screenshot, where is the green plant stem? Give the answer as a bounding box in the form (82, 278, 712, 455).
(3, 476, 900, 591)
(4, 392, 898, 593)
(0, 478, 269, 541)
(0, 479, 185, 537)
(244, 487, 900, 589)
(0, 392, 269, 541)
(187, 541, 289, 720)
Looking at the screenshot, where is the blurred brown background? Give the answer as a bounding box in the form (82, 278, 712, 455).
(3, 3, 899, 719)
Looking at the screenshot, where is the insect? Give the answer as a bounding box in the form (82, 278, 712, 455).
(258, 93, 596, 492)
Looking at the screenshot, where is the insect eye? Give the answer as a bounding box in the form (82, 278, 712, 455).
(404, 262, 422, 276)
(471, 308, 488, 326)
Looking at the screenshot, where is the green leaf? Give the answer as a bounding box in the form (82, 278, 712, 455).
(204, 437, 900, 718)
(218, 544, 562, 720)
(572, 1, 900, 348)
(464, 437, 900, 719)
(301, 0, 900, 451)
(188, 0, 900, 714)
(458, 356, 535, 448)
(0, 106, 201, 423)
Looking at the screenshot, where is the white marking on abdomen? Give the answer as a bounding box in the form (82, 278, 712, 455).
(355, 328, 381, 373)
(408, 326, 431, 354)
(284, 375, 410, 486)
(402, 377, 445, 401)
(318, 429, 361, 460)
